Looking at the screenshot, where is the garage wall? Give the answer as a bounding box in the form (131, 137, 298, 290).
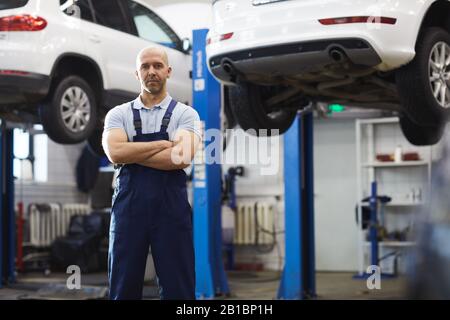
(313, 118, 358, 271)
(146, 0, 212, 40)
(222, 130, 285, 271)
(227, 118, 359, 272)
(14, 140, 88, 210)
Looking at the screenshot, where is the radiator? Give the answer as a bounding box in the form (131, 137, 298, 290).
(234, 202, 274, 245)
(29, 203, 60, 247)
(29, 203, 90, 247)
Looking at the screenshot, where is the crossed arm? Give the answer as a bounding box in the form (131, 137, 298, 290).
(103, 128, 201, 170)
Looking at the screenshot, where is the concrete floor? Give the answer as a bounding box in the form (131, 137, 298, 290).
(0, 271, 408, 300)
(228, 271, 408, 300)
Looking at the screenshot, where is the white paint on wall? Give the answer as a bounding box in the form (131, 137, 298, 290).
(15, 139, 88, 210)
(314, 118, 358, 271)
(144, 0, 213, 40)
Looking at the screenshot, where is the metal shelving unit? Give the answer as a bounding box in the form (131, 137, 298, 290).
(355, 117, 432, 275)
(363, 241, 416, 247)
(362, 161, 429, 168)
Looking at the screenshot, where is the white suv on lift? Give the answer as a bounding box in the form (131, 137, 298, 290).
(0, 0, 191, 153)
(206, 0, 450, 145)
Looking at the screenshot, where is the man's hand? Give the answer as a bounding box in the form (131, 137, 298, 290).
(103, 128, 173, 164)
(138, 130, 201, 170)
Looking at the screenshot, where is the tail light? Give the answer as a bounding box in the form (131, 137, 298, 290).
(319, 16, 397, 25)
(206, 32, 234, 46)
(0, 14, 47, 31)
(0, 70, 30, 76)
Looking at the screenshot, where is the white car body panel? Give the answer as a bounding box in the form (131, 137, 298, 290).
(0, 0, 192, 106)
(206, 0, 443, 72)
(0, 1, 88, 77)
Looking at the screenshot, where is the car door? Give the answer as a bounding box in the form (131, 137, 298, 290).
(121, 0, 192, 105)
(82, 0, 139, 102)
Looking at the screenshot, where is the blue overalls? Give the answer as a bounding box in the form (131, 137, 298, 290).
(108, 99, 196, 300)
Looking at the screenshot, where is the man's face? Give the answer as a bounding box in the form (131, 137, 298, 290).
(136, 50, 172, 95)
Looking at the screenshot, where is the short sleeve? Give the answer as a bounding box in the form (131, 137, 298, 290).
(104, 107, 125, 132)
(177, 106, 202, 139)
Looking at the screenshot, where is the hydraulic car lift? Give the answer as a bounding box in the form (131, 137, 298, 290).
(192, 29, 316, 300)
(0, 122, 16, 288)
(277, 110, 316, 299)
(354, 181, 397, 279)
(192, 29, 230, 299)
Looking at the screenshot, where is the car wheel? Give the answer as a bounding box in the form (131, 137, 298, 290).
(228, 79, 302, 135)
(397, 27, 450, 126)
(40, 75, 97, 144)
(399, 115, 445, 146)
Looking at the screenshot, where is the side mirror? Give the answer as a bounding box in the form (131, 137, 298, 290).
(182, 38, 191, 53)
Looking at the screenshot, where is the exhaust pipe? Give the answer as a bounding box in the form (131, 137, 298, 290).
(221, 58, 235, 75)
(329, 47, 347, 62)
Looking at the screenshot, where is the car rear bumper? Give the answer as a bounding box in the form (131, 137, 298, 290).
(208, 38, 382, 83)
(0, 72, 51, 105)
(206, 0, 427, 77)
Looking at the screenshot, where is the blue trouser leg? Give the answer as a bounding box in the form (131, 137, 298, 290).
(151, 226, 195, 300)
(108, 217, 150, 300)
(150, 189, 195, 300)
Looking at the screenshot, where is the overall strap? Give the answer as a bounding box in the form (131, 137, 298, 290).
(131, 102, 142, 136)
(160, 99, 178, 133)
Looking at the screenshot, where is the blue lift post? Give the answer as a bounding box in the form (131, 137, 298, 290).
(278, 111, 316, 299)
(369, 182, 379, 269)
(353, 181, 380, 279)
(192, 28, 230, 299)
(353, 181, 396, 279)
(0, 123, 16, 287)
(223, 166, 244, 271)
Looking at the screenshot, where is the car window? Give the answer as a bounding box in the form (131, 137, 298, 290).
(0, 0, 29, 10)
(90, 0, 129, 33)
(59, 0, 94, 23)
(127, 0, 181, 50)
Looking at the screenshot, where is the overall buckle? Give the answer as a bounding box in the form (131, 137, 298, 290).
(161, 117, 170, 127)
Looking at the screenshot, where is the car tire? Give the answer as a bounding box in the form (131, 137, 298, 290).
(228, 79, 300, 135)
(223, 86, 237, 129)
(40, 75, 97, 144)
(399, 115, 445, 146)
(396, 27, 450, 126)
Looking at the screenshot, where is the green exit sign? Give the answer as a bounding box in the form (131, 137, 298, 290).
(328, 104, 346, 114)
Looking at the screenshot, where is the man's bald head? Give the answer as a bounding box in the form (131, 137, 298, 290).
(136, 46, 169, 71)
(135, 46, 172, 97)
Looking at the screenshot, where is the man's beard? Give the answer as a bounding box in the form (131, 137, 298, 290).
(143, 80, 164, 95)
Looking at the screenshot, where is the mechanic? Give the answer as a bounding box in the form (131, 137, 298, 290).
(102, 46, 201, 300)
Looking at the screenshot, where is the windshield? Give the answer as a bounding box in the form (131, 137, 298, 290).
(0, 0, 29, 10)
